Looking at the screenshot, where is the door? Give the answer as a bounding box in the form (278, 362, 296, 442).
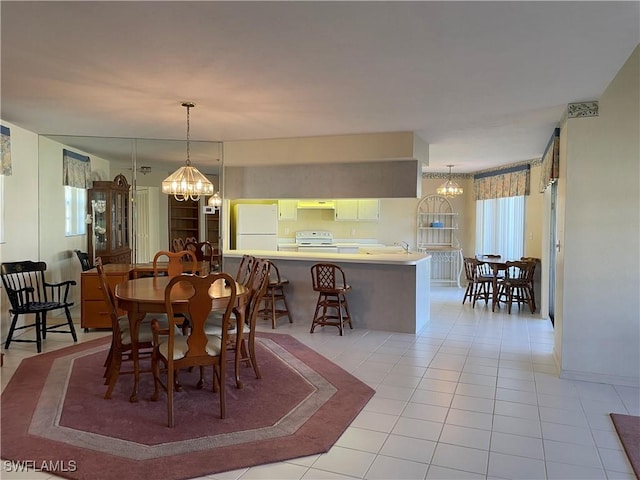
(548, 182, 557, 326)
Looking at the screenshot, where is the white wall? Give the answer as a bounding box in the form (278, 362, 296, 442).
(556, 45, 639, 385)
(0, 126, 111, 339)
(1, 123, 43, 338)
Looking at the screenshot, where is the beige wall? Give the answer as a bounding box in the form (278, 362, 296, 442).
(555, 45, 639, 385)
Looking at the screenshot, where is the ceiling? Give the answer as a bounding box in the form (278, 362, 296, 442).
(1, 1, 638, 174)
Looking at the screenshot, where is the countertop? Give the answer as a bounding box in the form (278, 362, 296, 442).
(224, 249, 430, 266)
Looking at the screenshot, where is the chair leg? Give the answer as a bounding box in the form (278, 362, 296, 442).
(218, 360, 226, 419)
(462, 283, 473, 304)
(247, 337, 261, 379)
(197, 366, 205, 389)
(4, 314, 19, 350)
(167, 365, 175, 428)
(41, 312, 47, 340)
(104, 355, 122, 400)
(270, 292, 277, 329)
(64, 307, 78, 342)
(280, 287, 293, 324)
(343, 295, 353, 330)
(35, 313, 43, 353)
(310, 294, 324, 333)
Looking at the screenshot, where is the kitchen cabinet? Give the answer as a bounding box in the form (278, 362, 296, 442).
(416, 194, 463, 287)
(80, 264, 131, 330)
(88, 174, 131, 264)
(357, 199, 380, 221)
(278, 200, 298, 221)
(335, 199, 379, 222)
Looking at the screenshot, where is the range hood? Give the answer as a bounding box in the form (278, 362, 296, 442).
(296, 200, 336, 210)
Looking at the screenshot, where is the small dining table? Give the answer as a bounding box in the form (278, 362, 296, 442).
(476, 257, 508, 312)
(115, 275, 249, 402)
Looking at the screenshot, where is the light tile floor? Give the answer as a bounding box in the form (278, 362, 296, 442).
(1, 287, 638, 480)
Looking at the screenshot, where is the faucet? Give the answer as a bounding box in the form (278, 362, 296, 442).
(395, 241, 410, 253)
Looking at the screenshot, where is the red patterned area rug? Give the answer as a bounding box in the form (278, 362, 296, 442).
(611, 413, 640, 479)
(1, 332, 374, 480)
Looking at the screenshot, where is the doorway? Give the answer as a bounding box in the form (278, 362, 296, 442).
(548, 182, 557, 326)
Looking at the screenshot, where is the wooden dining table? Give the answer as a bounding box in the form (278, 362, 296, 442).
(114, 275, 249, 402)
(476, 256, 508, 312)
(130, 261, 210, 278)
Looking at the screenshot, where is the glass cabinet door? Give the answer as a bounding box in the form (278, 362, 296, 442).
(92, 191, 107, 254)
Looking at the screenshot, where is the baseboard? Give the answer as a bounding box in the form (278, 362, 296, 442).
(559, 368, 640, 388)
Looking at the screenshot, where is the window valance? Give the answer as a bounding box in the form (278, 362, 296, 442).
(1, 125, 11, 176)
(63, 149, 92, 189)
(539, 128, 560, 193)
(473, 164, 530, 200)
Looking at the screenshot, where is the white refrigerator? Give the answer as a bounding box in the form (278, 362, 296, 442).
(235, 204, 279, 251)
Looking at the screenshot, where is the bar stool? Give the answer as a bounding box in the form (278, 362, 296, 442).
(310, 263, 353, 336)
(257, 261, 293, 329)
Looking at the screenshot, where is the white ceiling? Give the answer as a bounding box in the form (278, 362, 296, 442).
(1, 1, 638, 174)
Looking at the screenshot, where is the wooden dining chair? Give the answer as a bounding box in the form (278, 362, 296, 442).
(520, 257, 539, 312)
(150, 272, 237, 427)
(185, 240, 216, 272)
(204, 259, 271, 383)
(498, 260, 536, 314)
(235, 254, 257, 286)
(152, 250, 198, 278)
(462, 257, 492, 308)
(171, 237, 186, 254)
(74, 249, 93, 271)
(96, 257, 171, 400)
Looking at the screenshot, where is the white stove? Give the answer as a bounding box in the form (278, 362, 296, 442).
(295, 230, 338, 253)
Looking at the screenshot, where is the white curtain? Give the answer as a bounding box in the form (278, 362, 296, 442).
(475, 196, 525, 259)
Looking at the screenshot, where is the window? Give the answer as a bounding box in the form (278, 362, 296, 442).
(475, 195, 525, 259)
(65, 186, 87, 236)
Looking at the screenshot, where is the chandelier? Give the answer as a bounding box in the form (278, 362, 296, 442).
(162, 102, 214, 201)
(436, 165, 464, 197)
(207, 191, 222, 212)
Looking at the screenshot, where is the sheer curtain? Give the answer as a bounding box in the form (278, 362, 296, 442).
(475, 196, 525, 259)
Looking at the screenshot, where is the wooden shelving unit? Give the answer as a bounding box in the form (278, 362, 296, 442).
(168, 197, 200, 247)
(416, 194, 463, 287)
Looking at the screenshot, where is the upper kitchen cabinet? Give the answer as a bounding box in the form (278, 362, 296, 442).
(335, 199, 379, 222)
(277, 200, 298, 221)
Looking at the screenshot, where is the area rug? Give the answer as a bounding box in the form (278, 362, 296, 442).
(611, 413, 640, 479)
(1, 332, 375, 480)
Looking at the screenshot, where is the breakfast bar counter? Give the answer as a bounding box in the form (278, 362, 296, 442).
(223, 250, 431, 334)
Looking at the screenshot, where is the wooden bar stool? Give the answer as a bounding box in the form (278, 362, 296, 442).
(257, 261, 293, 329)
(310, 263, 353, 336)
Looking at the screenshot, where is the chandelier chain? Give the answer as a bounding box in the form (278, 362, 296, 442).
(185, 103, 191, 166)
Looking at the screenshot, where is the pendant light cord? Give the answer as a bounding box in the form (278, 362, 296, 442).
(185, 103, 191, 167)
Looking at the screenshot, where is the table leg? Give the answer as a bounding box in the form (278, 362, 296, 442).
(127, 310, 146, 403)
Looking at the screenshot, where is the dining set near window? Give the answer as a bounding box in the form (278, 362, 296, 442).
(462, 254, 538, 314)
